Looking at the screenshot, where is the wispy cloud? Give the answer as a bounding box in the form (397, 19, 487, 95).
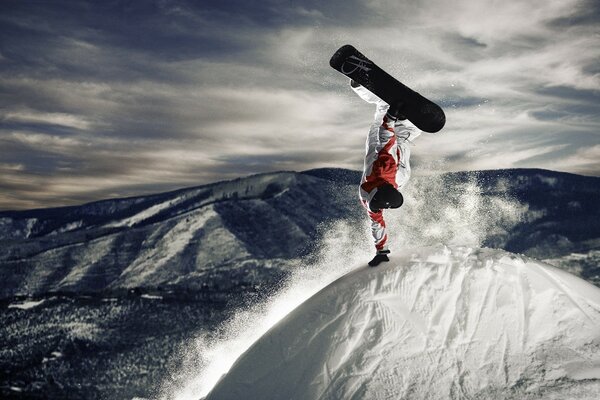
(3, 111, 92, 130)
(549, 144, 600, 175)
(0, 0, 598, 209)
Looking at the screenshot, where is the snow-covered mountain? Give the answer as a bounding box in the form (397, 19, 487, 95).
(205, 246, 600, 400)
(0, 168, 599, 299)
(2, 168, 599, 400)
(0, 170, 361, 298)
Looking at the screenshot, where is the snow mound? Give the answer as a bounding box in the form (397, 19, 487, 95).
(206, 246, 600, 400)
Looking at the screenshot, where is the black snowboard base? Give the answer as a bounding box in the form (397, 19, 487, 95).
(330, 44, 446, 133)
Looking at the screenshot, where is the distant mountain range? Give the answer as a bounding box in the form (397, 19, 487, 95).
(1, 168, 599, 300)
(0, 170, 360, 299)
(2, 168, 599, 400)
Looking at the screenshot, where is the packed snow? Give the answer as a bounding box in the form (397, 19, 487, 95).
(116, 207, 221, 287)
(106, 199, 178, 228)
(204, 246, 600, 400)
(141, 294, 163, 300)
(8, 299, 46, 310)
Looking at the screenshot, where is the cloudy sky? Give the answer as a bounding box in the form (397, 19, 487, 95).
(1, 0, 599, 210)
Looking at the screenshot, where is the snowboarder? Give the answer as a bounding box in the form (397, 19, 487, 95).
(330, 45, 444, 267)
(351, 79, 422, 267)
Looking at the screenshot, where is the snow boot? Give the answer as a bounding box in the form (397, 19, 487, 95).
(386, 101, 407, 121)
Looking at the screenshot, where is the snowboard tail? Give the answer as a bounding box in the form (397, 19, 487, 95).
(330, 45, 445, 133)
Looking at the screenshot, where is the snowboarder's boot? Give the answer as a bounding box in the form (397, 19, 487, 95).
(369, 249, 391, 267)
(386, 101, 407, 121)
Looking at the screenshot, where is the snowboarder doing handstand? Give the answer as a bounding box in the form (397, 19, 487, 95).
(330, 45, 444, 267)
(351, 80, 422, 267)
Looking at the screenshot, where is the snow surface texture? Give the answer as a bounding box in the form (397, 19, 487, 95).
(206, 246, 600, 400)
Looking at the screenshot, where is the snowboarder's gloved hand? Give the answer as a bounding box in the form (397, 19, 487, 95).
(369, 184, 403, 212)
(369, 249, 390, 267)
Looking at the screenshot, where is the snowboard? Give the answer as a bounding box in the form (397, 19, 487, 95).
(330, 44, 446, 133)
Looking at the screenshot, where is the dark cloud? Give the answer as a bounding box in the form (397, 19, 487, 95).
(0, 0, 599, 210)
(536, 86, 600, 104)
(549, 0, 600, 26)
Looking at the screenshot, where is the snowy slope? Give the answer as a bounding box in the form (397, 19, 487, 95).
(0, 171, 360, 297)
(206, 246, 600, 400)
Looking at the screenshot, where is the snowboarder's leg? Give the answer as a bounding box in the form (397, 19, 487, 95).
(393, 117, 422, 189)
(350, 79, 385, 104)
(350, 80, 390, 122)
(395, 142, 411, 189)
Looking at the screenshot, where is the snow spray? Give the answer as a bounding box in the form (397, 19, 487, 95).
(160, 170, 524, 399)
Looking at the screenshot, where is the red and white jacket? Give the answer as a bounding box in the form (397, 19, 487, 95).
(352, 83, 421, 251)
